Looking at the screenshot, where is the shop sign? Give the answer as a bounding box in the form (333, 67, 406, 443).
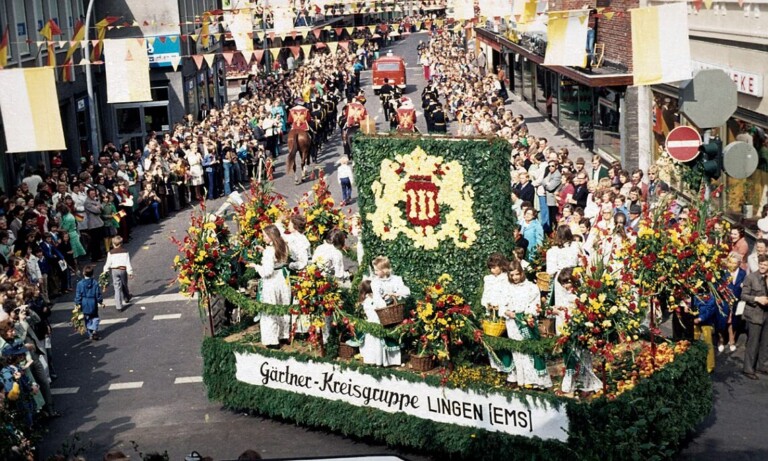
(147, 35, 181, 69)
(235, 351, 570, 441)
(692, 60, 764, 98)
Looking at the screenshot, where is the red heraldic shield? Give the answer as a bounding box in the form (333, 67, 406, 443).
(405, 176, 440, 227)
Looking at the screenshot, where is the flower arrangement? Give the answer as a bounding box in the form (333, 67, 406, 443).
(405, 274, 475, 360)
(621, 195, 730, 309)
(367, 146, 480, 250)
(291, 263, 344, 347)
(291, 263, 343, 318)
(557, 260, 644, 361)
(98, 272, 111, 291)
(71, 306, 86, 335)
(232, 181, 288, 263)
(298, 171, 346, 248)
(172, 205, 233, 297)
(610, 341, 691, 396)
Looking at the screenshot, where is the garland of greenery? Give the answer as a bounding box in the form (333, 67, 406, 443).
(203, 333, 712, 461)
(352, 136, 517, 305)
(214, 285, 558, 357)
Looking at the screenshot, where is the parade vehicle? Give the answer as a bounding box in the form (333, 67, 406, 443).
(372, 55, 407, 95)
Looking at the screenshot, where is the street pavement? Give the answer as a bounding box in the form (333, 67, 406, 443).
(38, 32, 768, 461)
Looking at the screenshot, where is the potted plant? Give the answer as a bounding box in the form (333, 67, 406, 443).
(741, 182, 755, 219)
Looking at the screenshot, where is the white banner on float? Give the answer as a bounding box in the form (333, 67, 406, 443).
(235, 351, 569, 441)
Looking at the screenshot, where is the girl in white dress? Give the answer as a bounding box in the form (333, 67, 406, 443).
(358, 280, 402, 367)
(278, 214, 312, 334)
(501, 262, 553, 389)
(370, 256, 410, 303)
(556, 268, 603, 394)
(480, 253, 513, 373)
(546, 225, 582, 276)
(250, 225, 292, 347)
(311, 228, 347, 281)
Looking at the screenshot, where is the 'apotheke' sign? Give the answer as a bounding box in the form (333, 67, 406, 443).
(235, 351, 569, 441)
(692, 60, 764, 97)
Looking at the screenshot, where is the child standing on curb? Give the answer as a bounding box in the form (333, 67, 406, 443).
(74, 265, 104, 341)
(337, 156, 354, 206)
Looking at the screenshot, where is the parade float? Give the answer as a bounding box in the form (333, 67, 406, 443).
(174, 137, 719, 460)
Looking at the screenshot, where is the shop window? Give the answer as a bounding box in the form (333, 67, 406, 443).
(116, 107, 142, 135)
(144, 106, 171, 133)
(723, 119, 768, 224)
(12, 0, 29, 55)
(558, 77, 593, 142)
(594, 88, 621, 159)
(151, 87, 169, 102)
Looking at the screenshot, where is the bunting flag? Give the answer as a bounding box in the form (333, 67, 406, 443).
(91, 16, 121, 61)
(630, 3, 692, 86)
(269, 47, 281, 61)
(193, 54, 205, 69)
(170, 55, 182, 72)
(544, 10, 589, 67)
(222, 51, 235, 65)
(300, 44, 312, 57)
(289, 46, 300, 59)
(62, 19, 85, 82)
(39, 19, 62, 68)
(327, 41, 338, 54)
(703, 0, 714, 9)
(104, 39, 151, 102)
(243, 50, 255, 63)
(203, 53, 216, 68)
(0, 27, 8, 68)
(0, 68, 66, 153)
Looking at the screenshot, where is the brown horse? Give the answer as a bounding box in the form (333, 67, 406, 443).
(286, 128, 312, 184)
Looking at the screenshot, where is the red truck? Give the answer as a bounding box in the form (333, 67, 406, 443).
(372, 55, 407, 95)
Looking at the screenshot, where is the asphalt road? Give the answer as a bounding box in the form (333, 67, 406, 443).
(38, 31, 768, 461)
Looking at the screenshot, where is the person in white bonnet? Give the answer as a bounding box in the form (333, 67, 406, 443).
(757, 214, 768, 240)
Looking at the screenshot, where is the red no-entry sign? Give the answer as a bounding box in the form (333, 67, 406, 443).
(666, 126, 702, 162)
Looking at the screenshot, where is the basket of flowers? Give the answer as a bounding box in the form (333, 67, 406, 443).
(375, 301, 404, 326)
(481, 305, 506, 337)
(408, 353, 435, 372)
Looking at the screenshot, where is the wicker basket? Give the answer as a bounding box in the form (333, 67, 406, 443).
(536, 272, 551, 292)
(375, 303, 404, 326)
(409, 354, 435, 372)
(482, 319, 507, 337)
(338, 343, 358, 359)
(538, 318, 556, 338)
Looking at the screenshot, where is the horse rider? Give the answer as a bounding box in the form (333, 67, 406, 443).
(396, 97, 417, 133)
(340, 95, 368, 159)
(310, 95, 325, 162)
(288, 98, 312, 133)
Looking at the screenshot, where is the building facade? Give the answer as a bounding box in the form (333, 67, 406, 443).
(476, 0, 768, 232)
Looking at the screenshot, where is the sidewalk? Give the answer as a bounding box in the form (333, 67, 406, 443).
(504, 94, 593, 164)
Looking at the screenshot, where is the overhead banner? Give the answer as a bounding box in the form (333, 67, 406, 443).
(544, 10, 589, 67)
(235, 351, 570, 441)
(0, 67, 66, 153)
(104, 39, 152, 103)
(226, 9, 254, 51)
(630, 3, 692, 86)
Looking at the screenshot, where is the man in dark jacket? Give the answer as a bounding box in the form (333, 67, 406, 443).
(740, 254, 768, 379)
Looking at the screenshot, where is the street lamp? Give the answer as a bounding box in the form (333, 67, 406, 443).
(84, 0, 101, 165)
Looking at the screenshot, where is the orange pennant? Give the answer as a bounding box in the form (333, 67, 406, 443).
(192, 54, 204, 69)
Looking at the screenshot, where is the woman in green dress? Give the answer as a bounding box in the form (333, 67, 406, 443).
(57, 203, 86, 258)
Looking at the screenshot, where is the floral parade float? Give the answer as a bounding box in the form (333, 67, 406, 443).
(174, 137, 717, 460)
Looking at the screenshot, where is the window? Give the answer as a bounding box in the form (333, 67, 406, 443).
(151, 87, 170, 101)
(33, 0, 44, 37)
(12, 0, 29, 55)
(116, 107, 142, 135)
(723, 118, 768, 224)
(376, 62, 401, 71)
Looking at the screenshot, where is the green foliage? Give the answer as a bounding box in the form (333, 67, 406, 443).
(352, 136, 516, 303)
(203, 333, 712, 461)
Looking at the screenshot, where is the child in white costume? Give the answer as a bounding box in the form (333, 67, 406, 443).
(249, 225, 292, 346)
(358, 280, 402, 366)
(369, 256, 410, 302)
(480, 253, 514, 373)
(501, 262, 553, 389)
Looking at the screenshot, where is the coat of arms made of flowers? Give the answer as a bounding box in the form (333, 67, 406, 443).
(368, 146, 480, 250)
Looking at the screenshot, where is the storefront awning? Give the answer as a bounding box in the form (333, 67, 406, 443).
(475, 27, 634, 88)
